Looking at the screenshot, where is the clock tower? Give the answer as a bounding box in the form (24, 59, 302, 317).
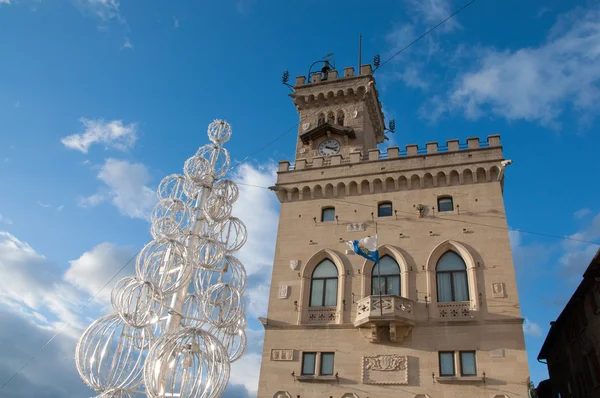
(290, 62, 386, 164)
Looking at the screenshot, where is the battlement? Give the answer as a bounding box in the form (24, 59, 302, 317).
(278, 135, 501, 172)
(294, 64, 374, 87)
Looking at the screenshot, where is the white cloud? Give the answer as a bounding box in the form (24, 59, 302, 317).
(574, 208, 592, 219)
(80, 158, 157, 219)
(0, 213, 13, 225)
(37, 201, 51, 208)
(523, 318, 543, 337)
(231, 162, 279, 277)
(433, 6, 600, 127)
(64, 242, 135, 303)
(121, 37, 133, 50)
(0, 0, 11, 4)
(61, 118, 137, 154)
(559, 212, 600, 277)
(246, 282, 270, 318)
(75, 0, 121, 22)
(230, 353, 262, 394)
(404, 0, 461, 31)
(173, 16, 179, 28)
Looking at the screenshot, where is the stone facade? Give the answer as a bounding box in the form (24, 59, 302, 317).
(257, 65, 529, 398)
(537, 249, 600, 398)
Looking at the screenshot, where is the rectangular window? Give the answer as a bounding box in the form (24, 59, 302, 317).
(439, 352, 455, 376)
(301, 352, 316, 375)
(320, 352, 335, 376)
(438, 197, 454, 212)
(323, 279, 338, 306)
(321, 208, 335, 222)
(378, 203, 392, 217)
(460, 351, 477, 376)
(309, 279, 324, 307)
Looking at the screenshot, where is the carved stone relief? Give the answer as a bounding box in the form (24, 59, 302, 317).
(347, 222, 367, 232)
(362, 354, 408, 385)
(279, 285, 290, 299)
(492, 282, 505, 298)
(273, 391, 291, 398)
(289, 260, 300, 271)
(271, 349, 294, 361)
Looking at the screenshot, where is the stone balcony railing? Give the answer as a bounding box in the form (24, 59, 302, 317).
(354, 295, 415, 327)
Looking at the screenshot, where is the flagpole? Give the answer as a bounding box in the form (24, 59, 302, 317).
(375, 222, 382, 317)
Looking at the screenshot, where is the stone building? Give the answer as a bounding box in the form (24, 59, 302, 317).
(537, 248, 600, 397)
(256, 63, 530, 398)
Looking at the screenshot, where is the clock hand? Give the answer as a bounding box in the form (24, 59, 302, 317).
(325, 146, 336, 150)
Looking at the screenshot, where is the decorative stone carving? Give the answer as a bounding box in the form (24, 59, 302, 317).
(347, 222, 367, 232)
(302, 122, 310, 131)
(278, 285, 289, 299)
(289, 260, 300, 271)
(437, 302, 471, 318)
(362, 354, 408, 384)
(307, 307, 337, 324)
(271, 349, 294, 361)
(273, 391, 291, 398)
(341, 394, 359, 398)
(490, 349, 505, 358)
(492, 282, 505, 298)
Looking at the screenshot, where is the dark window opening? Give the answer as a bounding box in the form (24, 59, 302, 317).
(438, 196, 454, 212)
(378, 202, 392, 217)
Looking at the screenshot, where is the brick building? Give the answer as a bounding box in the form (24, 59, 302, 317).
(256, 63, 530, 398)
(537, 249, 600, 397)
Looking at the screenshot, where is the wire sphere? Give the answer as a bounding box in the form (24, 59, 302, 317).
(181, 293, 206, 328)
(75, 313, 151, 392)
(111, 276, 164, 328)
(206, 324, 247, 363)
(194, 255, 247, 295)
(143, 327, 230, 398)
(183, 155, 213, 187)
(207, 119, 232, 145)
(195, 144, 231, 179)
(150, 198, 192, 240)
(135, 239, 190, 295)
(190, 237, 225, 270)
(203, 194, 232, 222)
(213, 217, 247, 254)
(95, 389, 136, 398)
(158, 174, 189, 202)
(202, 283, 244, 329)
(211, 179, 239, 204)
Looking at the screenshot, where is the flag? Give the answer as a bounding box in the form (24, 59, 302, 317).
(347, 235, 379, 263)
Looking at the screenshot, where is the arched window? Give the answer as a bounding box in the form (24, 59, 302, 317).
(310, 259, 338, 307)
(337, 111, 345, 126)
(372, 256, 401, 296)
(438, 196, 454, 212)
(378, 202, 392, 217)
(321, 207, 335, 222)
(436, 251, 469, 302)
(327, 111, 335, 124)
(317, 113, 325, 126)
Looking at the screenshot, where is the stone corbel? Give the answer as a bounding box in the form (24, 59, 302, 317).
(389, 323, 411, 343)
(368, 325, 380, 343)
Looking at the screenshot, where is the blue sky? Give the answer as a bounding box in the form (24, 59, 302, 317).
(1, 0, 600, 396)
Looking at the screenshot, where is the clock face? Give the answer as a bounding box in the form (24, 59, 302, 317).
(318, 139, 341, 156)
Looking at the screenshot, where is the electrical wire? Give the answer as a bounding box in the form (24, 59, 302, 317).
(234, 181, 600, 247)
(0, 250, 140, 391)
(374, 0, 480, 72)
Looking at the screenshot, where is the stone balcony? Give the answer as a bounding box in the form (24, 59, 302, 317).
(354, 295, 415, 343)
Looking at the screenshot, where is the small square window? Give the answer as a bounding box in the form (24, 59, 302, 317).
(321, 207, 335, 222)
(378, 202, 392, 217)
(460, 351, 477, 376)
(320, 352, 335, 376)
(301, 352, 316, 375)
(439, 351, 455, 376)
(438, 197, 454, 212)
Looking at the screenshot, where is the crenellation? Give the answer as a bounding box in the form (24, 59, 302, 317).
(487, 134, 501, 147)
(426, 142, 438, 154)
(295, 75, 306, 86)
(343, 66, 354, 77)
(467, 137, 480, 149)
(368, 148, 380, 161)
(387, 146, 399, 158)
(360, 64, 373, 75)
(406, 144, 418, 156)
(312, 72, 322, 83)
(447, 139, 459, 151)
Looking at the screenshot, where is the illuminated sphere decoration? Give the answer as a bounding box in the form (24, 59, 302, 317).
(75, 120, 249, 397)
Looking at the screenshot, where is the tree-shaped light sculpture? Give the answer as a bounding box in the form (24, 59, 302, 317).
(75, 120, 248, 398)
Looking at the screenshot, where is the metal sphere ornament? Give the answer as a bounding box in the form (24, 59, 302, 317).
(111, 276, 163, 328)
(135, 238, 190, 295)
(143, 327, 230, 398)
(203, 283, 244, 328)
(211, 179, 239, 204)
(75, 313, 150, 393)
(195, 255, 247, 295)
(213, 217, 248, 254)
(75, 119, 248, 398)
(207, 119, 232, 145)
